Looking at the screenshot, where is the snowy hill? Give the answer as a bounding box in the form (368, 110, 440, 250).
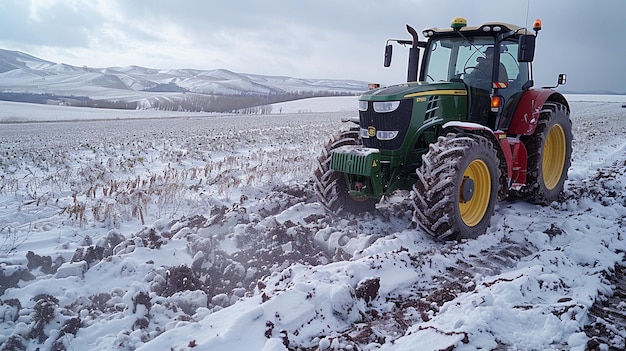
(0, 49, 56, 73)
(0, 49, 368, 105)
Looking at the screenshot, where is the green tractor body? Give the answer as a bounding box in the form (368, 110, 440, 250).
(315, 18, 572, 240)
(332, 82, 469, 200)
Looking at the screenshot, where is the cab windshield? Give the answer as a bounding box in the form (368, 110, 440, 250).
(422, 36, 529, 90)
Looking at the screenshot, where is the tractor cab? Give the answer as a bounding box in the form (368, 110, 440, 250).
(422, 29, 529, 128)
(394, 18, 540, 131)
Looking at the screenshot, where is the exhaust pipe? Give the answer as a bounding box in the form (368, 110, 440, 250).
(406, 25, 419, 82)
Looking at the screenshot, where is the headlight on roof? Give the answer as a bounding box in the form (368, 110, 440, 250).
(373, 101, 400, 113)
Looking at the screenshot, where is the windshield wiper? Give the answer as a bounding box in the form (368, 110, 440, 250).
(455, 30, 486, 59)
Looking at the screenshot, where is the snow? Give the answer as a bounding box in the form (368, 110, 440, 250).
(332, 145, 381, 157)
(0, 96, 359, 123)
(270, 96, 358, 114)
(443, 121, 494, 132)
(0, 100, 214, 123)
(0, 95, 625, 350)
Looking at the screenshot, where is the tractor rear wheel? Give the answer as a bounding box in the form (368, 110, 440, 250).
(313, 127, 377, 214)
(520, 102, 572, 204)
(412, 133, 500, 240)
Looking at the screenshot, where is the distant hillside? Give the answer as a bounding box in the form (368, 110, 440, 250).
(0, 49, 368, 112)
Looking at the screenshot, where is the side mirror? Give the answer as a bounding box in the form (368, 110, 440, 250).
(518, 34, 536, 62)
(542, 73, 567, 89)
(384, 44, 393, 67)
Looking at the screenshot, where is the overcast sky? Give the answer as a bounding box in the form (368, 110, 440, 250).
(0, 0, 624, 93)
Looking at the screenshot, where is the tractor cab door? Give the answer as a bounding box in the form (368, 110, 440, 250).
(422, 37, 494, 125)
(461, 39, 531, 130)
(496, 40, 532, 131)
(455, 40, 503, 127)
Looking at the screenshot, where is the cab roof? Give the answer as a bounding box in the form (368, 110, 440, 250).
(422, 22, 533, 37)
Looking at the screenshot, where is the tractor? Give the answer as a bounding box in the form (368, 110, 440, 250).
(313, 18, 572, 240)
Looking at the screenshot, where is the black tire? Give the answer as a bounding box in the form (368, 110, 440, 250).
(313, 128, 377, 214)
(520, 102, 572, 204)
(412, 133, 500, 240)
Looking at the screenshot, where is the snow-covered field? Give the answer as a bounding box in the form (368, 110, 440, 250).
(0, 96, 625, 351)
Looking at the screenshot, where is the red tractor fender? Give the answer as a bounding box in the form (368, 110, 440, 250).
(507, 88, 569, 135)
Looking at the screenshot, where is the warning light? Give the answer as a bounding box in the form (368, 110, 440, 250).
(491, 96, 502, 112)
(533, 19, 542, 34)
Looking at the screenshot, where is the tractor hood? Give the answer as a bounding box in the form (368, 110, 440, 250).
(359, 81, 467, 102)
(356, 80, 470, 151)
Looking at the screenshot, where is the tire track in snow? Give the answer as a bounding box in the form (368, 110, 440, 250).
(251, 150, 625, 350)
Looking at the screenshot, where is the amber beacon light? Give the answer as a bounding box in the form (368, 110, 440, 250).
(533, 19, 542, 34)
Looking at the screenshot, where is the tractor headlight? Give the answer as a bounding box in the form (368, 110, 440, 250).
(376, 130, 399, 140)
(373, 101, 400, 113)
(359, 128, 370, 138)
(358, 100, 368, 111)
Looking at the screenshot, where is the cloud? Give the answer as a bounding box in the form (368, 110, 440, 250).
(0, 0, 93, 47)
(0, 0, 624, 92)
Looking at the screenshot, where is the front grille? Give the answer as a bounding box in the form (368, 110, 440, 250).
(360, 99, 413, 150)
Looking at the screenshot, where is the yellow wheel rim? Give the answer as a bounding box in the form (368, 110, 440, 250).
(459, 159, 491, 227)
(542, 124, 566, 190)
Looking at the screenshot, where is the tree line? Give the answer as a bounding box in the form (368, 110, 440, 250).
(0, 92, 138, 110)
(0, 90, 357, 114)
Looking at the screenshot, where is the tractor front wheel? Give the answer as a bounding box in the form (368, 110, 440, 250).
(412, 133, 500, 240)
